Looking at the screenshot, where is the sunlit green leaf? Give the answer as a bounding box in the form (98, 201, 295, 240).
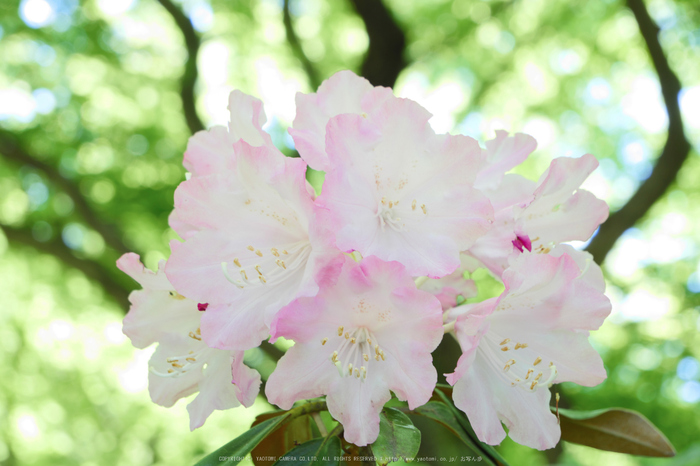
(371, 407, 421, 466)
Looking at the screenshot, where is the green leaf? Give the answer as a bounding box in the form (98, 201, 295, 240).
(195, 413, 292, 466)
(272, 436, 343, 466)
(371, 407, 421, 466)
(556, 407, 676, 457)
(411, 402, 481, 453)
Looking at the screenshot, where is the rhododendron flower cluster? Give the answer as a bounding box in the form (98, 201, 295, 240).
(119, 70, 611, 450)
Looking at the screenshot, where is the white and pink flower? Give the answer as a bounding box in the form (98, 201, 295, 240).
(266, 256, 443, 446)
(117, 253, 260, 430)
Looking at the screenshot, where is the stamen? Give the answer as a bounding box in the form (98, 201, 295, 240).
(331, 351, 338, 363)
(241, 270, 248, 281)
(221, 262, 244, 288)
(354, 368, 360, 378)
(271, 248, 280, 257)
(168, 291, 186, 300)
(186, 357, 196, 362)
(525, 369, 534, 380)
(388, 201, 393, 208)
(421, 204, 427, 214)
(171, 363, 183, 368)
(255, 249, 263, 257)
(514, 343, 528, 350)
(282, 250, 288, 255)
(321, 338, 328, 346)
(363, 354, 369, 361)
(501, 346, 510, 351)
(259, 275, 267, 284)
(247, 245, 254, 251)
(533, 357, 542, 366)
(276, 260, 286, 269)
(412, 199, 416, 210)
(255, 265, 263, 275)
(361, 366, 367, 379)
(348, 363, 353, 376)
(337, 326, 344, 336)
(503, 359, 516, 371)
(499, 338, 511, 345)
(233, 258, 242, 267)
(188, 331, 201, 341)
(350, 337, 356, 344)
(344, 332, 350, 339)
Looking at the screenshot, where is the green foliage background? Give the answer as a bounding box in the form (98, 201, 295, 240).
(0, 0, 699, 464)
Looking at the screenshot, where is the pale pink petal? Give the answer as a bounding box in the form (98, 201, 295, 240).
(182, 126, 236, 178)
(200, 301, 271, 351)
(326, 375, 391, 446)
(228, 90, 273, 148)
(290, 70, 375, 171)
(231, 351, 262, 407)
(475, 131, 537, 191)
(118, 254, 197, 348)
(187, 350, 260, 430)
(265, 343, 337, 410)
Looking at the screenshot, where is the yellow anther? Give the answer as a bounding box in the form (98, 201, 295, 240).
(389, 201, 393, 208)
(367, 338, 372, 345)
(321, 338, 328, 346)
(530, 381, 537, 390)
(167, 369, 174, 373)
(331, 351, 338, 363)
(379, 351, 385, 361)
(525, 369, 534, 380)
(186, 357, 196, 362)
(348, 363, 353, 376)
(196, 328, 201, 335)
(533, 357, 542, 366)
(166, 358, 178, 363)
(503, 359, 516, 371)
(534, 372, 543, 382)
(381, 197, 387, 205)
(501, 346, 510, 352)
(247, 245, 254, 251)
(351, 338, 356, 344)
(282, 250, 288, 255)
(255, 265, 263, 275)
(375, 354, 380, 361)
(549, 361, 554, 367)
(361, 366, 367, 379)
(255, 249, 263, 257)
(233, 258, 242, 267)
(276, 260, 286, 269)
(355, 368, 360, 378)
(514, 343, 528, 350)
(169, 291, 186, 300)
(411, 199, 416, 210)
(421, 204, 427, 214)
(344, 332, 350, 339)
(337, 326, 344, 336)
(499, 338, 511, 345)
(171, 362, 183, 368)
(259, 276, 267, 284)
(241, 270, 248, 280)
(363, 354, 369, 361)
(271, 248, 280, 257)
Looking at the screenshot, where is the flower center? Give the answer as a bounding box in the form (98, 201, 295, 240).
(376, 197, 428, 232)
(221, 240, 312, 289)
(149, 327, 213, 378)
(480, 333, 557, 392)
(321, 326, 385, 382)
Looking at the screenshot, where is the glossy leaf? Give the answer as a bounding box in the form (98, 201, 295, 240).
(195, 413, 291, 465)
(557, 407, 676, 457)
(272, 436, 343, 466)
(411, 401, 482, 453)
(371, 408, 421, 466)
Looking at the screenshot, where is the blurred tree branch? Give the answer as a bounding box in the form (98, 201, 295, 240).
(0, 130, 129, 256)
(349, 0, 406, 87)
(283, 0, 322, 90)
(156, 0, 205, 134)
(2, 224, 131, 309)
(586, 0, 691, 264)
